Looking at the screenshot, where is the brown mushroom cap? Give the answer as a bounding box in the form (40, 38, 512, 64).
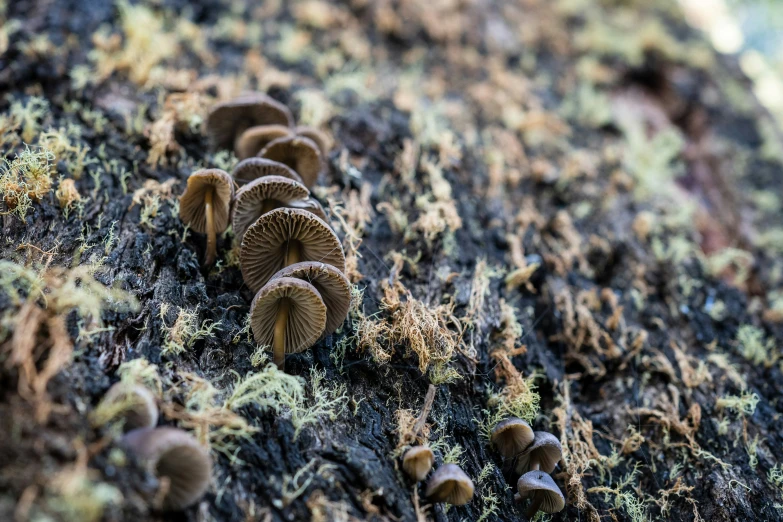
(259, 135, 323, 188)
(231, 157, 303, 186)
(232, 176, 310, 242)
(491, 417, 534, 459)
(235, 124, 291, 160)
(179, 169, 234, 234)
(249, 277, 327, 354)
(122, 427, 212, 511)
(289, 197, 328, 222)
(98, 382, 158, 432)
(514, 431, 563, 475)
(295, 126, 331, 157)
(240, 208, 345, 292)
(424, 464, 474, 506)
(270, 261, 351, 335)
(206, 93, 294, 151)
(517, 470, 565, 515)
(402, 445, 434, 482)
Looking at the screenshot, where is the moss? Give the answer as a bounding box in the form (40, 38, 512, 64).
(160, 305, 221, 356)
(0, 145, 55, 219)
(736, 325, 776, 367)
(717, 391, 760, 417)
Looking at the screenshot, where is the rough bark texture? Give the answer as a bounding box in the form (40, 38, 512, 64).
(2, 1, 783, 521)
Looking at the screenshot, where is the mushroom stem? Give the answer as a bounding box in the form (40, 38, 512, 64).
(204, 187, 217, 266)
(526, 494, 544, 519)
(285, 240, 301, 266)
(530, 459, 540, 471)
(273, 299, 290, 370)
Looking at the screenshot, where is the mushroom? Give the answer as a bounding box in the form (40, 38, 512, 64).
(516, 470, 565, 518)
(231, 157, 303, 186)
(259, 135, 323, 188)
(250, 276, 327, 370)
(402, 445, 434, 482)
(424, 463, 474, 506)
(96, 382, 158, 432)
(490, 417, 534, 459)
(206, 92, 294, 151)
(513, 431, 562, 475)
(240, 208, 345, 293)
(270, 261, 351, 336)
(235, 124, 291, 160)
(179, 169, 234, 266)
(289, 197, 328, 222)
(294, 126, 331, 157)
(122, 427, 212, 511)
(232, 175, 310, 242)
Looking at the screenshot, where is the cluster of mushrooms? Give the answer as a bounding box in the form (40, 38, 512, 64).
(97, 382, 212, 511)
(491, 417, 565, 517)
(179, 93, 350, 371)
(399, 386, 476, 506)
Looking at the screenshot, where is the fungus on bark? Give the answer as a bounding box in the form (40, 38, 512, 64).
(249, 276, 327, 370)
(402, 445, 434, 482)
(96, 382, 158, 432)
(424, 463, 474, 505)
(235, 124, 291, 160)
(270, 261, 351, 336)
(179, 169, 234, 266)
(231, 157, 303, 186)
(232, 175, 310, 242)
(239, 208, 345, 293)
(516, 470, 565, 518)
(513, 431, 562, 475)
(206, 92, 293, 151)
(258, 135, 323, 188)
(122, 427, 212, 511)
(490, 417, 534, 459)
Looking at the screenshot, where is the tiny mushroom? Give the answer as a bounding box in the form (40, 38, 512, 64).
(240, 208, 345, 293)
(517, 470, 565, 518)
(294, 126, 331, 157)
(402, 445, 435, 482)
(232, 175, 310, 242)
(424, 463, 475, 506)
(231, 157, 303, 186)
(122, 427, 212, 511)
(97, 382, 158, 432)
(513, 431, 562, 475)
(270, 261, 351, 336)
(259, 135, 323, 188)
(179, 169, 234, 266)
(490, 417, 534, 459)
(206, 92, 293, 151)
(249, 276, 327, 370)
(235, 124, 291, 160)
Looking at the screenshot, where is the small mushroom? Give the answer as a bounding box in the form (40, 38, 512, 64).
(179, 169, 234, 266)
(402, 445, 434, 482)
(270, 261, 351, 336)
(490, 417, 534, 459)
(232, 175, 310, 242)
(206, 93, 294, 151)
(235, 124, 291, 160)
(231, 157, 303, 186)
(513, 431, 562, 475)
(294, 126, 331, 157)
(259, 135, 323, 188)
(122, 427, 212, 511)
(96, 382, 158, 432)
(240, 208, 345, 293)
(250, 276, 327, 370)
(424, 463, 474, 506)
(288, 196, 328, 222)
(517, 470, 565, 518)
